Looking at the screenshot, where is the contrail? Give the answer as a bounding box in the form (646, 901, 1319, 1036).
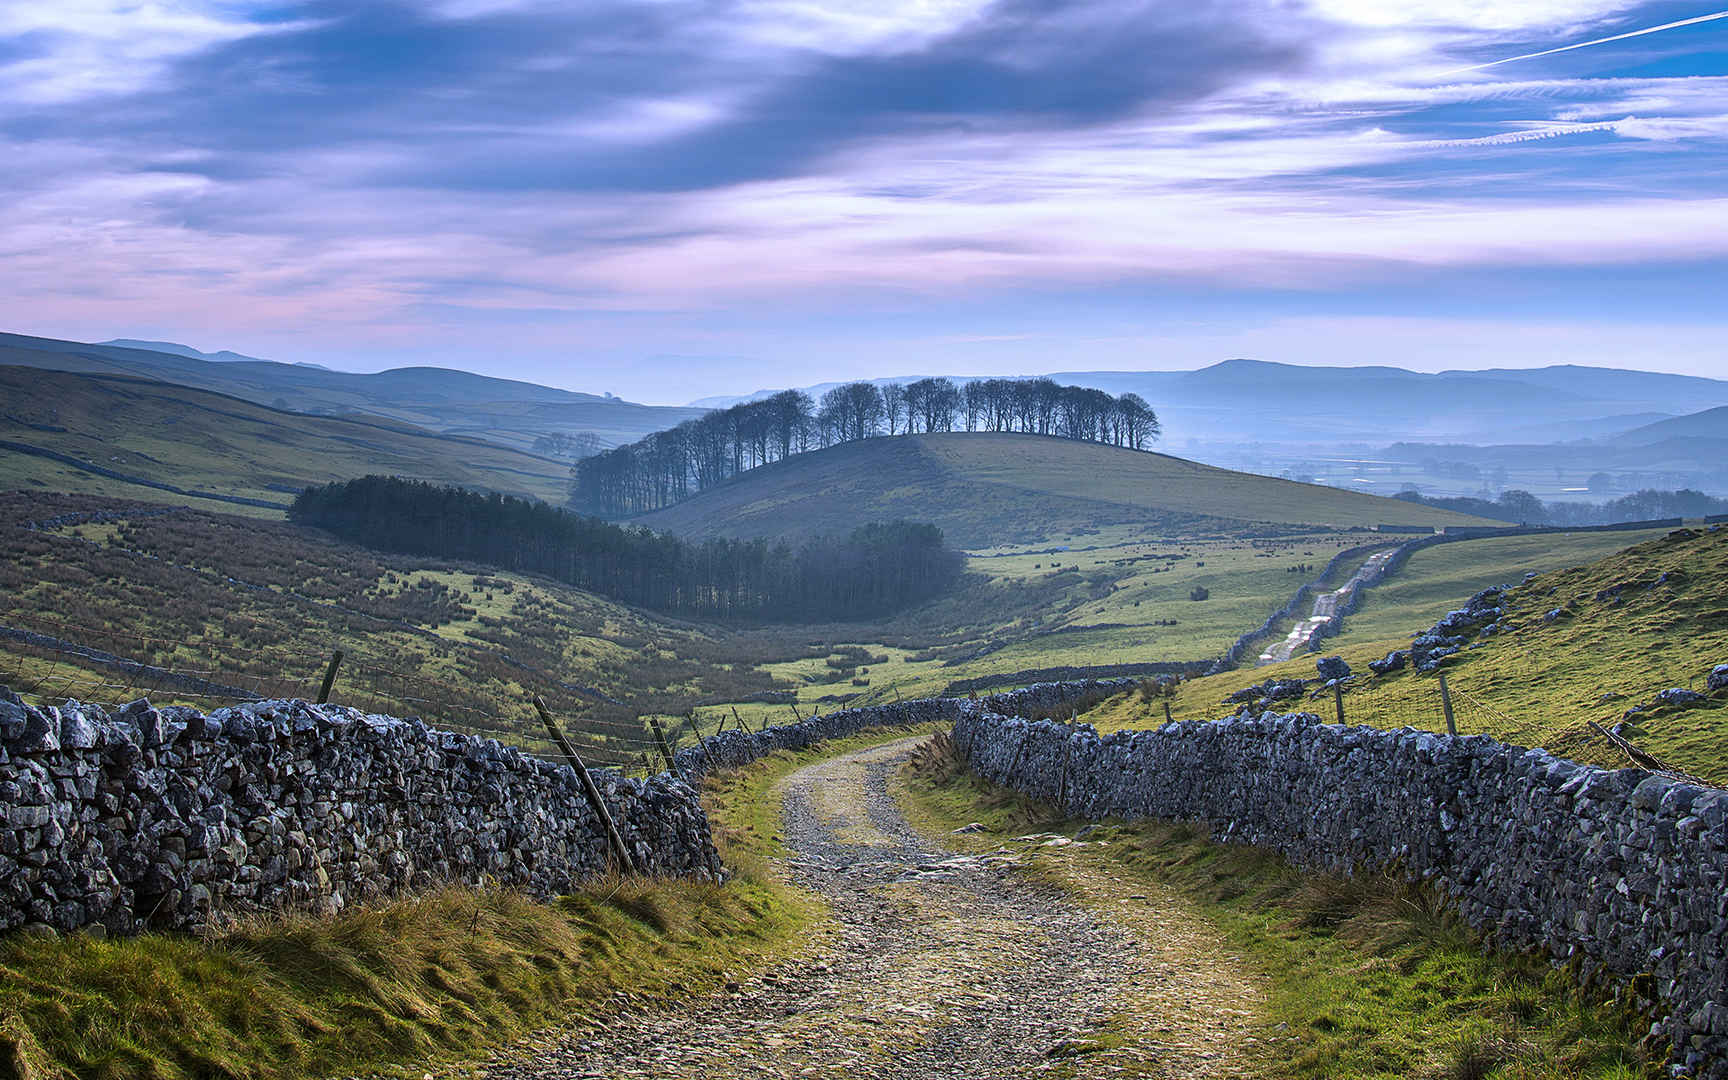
(1442, 9, 1728, 75)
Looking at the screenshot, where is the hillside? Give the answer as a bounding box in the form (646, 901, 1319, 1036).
(0, 331, 705, 452)
(634, 432, 1499, 548)
(1614, 405, 1728, 446)
(0, 491, 799, 764)
(0, 367, 575, 509)
(1089, 524, 1728, 785)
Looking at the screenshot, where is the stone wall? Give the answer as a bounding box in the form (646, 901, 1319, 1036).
(0, 678, 1127, 938)
(953, 708, 1728, 1077)
(674, 679, 1135, 778)
(0, 688, 719, 936)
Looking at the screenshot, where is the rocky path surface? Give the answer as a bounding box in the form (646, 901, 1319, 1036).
(1259, 547, 1398, 665)
(478, 737, 1264, 1079)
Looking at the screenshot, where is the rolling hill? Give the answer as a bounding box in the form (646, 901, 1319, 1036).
(0, 366, 575, 509)
(0, 331, 705, 452)
(633, 432, 1501, 548)
(1613, 405, 1728, 446)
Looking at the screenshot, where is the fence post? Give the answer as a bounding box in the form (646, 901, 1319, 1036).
(1333, 681, 1345, 726)
(1438, 673, 1457, 736)
(730, 706, 751, 733)
(316, 649, 343, 704)
(647, 715, 679, 776)
(532, 696, 638, 876)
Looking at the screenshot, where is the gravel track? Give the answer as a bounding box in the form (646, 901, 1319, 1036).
(478, 736, 1261, 1079)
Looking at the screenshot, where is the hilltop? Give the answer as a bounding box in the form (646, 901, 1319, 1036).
(0, 331, 705, 452)
(634, 432, 1499, 548)
(0, 366, 573, 509)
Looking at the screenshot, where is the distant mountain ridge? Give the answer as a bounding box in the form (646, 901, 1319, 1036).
(689, 359, 1728, 446)
(1, 331, 706, 454)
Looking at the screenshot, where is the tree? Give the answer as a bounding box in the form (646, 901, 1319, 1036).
(1495, 489, 1547, 524)
(881, 383, 907, 435)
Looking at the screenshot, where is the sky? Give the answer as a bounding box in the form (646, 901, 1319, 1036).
(1, 0, 1725, 403)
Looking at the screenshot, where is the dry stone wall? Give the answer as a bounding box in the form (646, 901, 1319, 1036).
(954, 708, 1728, 1078)
(0, 687, 719, 936)
(672, 680, 1134, 779)
(0, 678, 1126, 939)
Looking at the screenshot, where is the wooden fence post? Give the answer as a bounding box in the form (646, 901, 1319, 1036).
(316, 649, 343, 704)
(647, 715, 679, 776)
(1333, 681, 1345, 726)
(730, 706, 751, 734)
(1438, 673, 1457, 736)
(532, 696, 638, 876)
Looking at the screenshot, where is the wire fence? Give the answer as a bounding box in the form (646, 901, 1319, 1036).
(0, 612, 677, 778)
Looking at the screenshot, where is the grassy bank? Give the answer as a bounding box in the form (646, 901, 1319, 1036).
(1079, 525, 1728, 785)
(0, 723, 946, 1080)
(895, 735, 1654, 1080)
(0, 879, 797, 1080)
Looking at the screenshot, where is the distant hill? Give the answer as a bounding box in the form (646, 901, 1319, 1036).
(98, 339, 273, 364)
(633, 432, 1498, 548)
(1613, 405, 1728, 446)
(690, 359, 1728, 447)
(0, 366, 574, 509)
(0, 331, 706, 453)
(1048, 359, 1728, 444)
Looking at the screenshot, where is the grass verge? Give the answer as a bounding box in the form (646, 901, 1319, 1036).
(896, 732, 1656, 1080)
(0, 722, 942, 1080)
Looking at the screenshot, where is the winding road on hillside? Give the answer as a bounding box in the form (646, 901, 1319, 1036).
(1258, 547, 1398, 665)
(480, 737, 1264, 1079)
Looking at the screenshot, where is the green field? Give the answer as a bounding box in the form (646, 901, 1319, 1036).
(636, 432, 1498, 548)
(1083, 525, 1728, 785)
(0, 366, 573, 509)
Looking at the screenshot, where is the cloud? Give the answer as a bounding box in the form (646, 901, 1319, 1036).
(0, 0, 1725, 375)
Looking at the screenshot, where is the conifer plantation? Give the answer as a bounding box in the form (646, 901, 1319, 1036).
(290, 476, 965, 621)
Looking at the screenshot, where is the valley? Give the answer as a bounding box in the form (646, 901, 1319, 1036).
(2, 336, 1724, 1080)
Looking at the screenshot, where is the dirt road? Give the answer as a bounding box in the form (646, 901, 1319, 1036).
(479, 737, 1264, 1079)
(1258, 547, 1398, 665)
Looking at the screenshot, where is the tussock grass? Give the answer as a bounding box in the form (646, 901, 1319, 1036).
(0, 878, 798, 1080)
(899, 753, 1653, 1080)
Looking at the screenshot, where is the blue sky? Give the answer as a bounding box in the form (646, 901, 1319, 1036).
(1, 0, 1724, 403)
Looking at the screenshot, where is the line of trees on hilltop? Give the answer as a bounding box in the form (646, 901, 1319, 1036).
(1393, 486, 1728, 525)
(572, 377, 1161, 518)
(290, 476, 966, 621)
